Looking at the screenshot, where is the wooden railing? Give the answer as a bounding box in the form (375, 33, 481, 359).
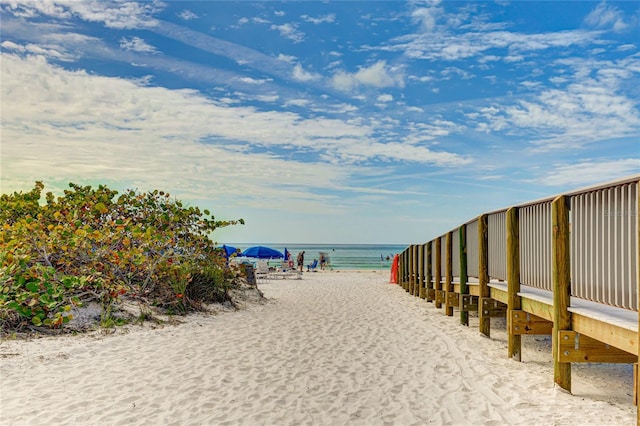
(396, 175, 639, 412)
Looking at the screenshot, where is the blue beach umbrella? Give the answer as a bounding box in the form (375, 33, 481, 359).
(222, 244, 238, 258)
(284, 247, 289, 260)
(241, 246, 284, 259)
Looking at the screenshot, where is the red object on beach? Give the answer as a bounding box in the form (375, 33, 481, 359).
(389, 254, 399, 284)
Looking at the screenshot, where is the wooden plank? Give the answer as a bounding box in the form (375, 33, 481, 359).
(478, 214, 490, 337)
(435, 289, 446, 306)
(571, 313, 638, 356)
(460, 295, 478, 312)
(552, 195, 571, 391)
(446, 292, 459, 310)
(481, 298, 507, 317)
(558, 331, 637, 363)
(510, 310, 553, 335)
(426, 288, 436, 302)
(490, 287, 508, 305)
(520, 297, 554, 322)
(507, 207, 522, 361)
(468, 285, 480, 297)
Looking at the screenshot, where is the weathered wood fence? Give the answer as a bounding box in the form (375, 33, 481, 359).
(397, 175, 640, 420)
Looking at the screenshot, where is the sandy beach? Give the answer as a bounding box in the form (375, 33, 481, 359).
(0, 270, 635, 425)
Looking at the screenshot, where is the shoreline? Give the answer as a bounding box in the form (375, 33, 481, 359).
(0, 271, 634, 425)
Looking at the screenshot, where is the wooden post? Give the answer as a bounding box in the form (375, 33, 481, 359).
(408, 245, 415, 293)
(426, 241, 434, 302)
(401, 251, 407, 290)
(459, 224, 469, 326)
(552, 195, 571, 392)
(636, 181, 639, 420)
(411, 245, 420, 296)
(507, 207, 522, 361)
(478, 214, 490, 337)
(419, 244, 426, 299)
(445, 232, 454, 316)
(435, 237, 442, 309)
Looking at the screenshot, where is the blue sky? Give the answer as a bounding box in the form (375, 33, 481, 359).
(1, 1, 639, 245)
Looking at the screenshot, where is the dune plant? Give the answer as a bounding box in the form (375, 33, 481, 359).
(0, 181, 244, 333)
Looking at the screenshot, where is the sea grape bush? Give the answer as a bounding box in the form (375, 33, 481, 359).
(0, 182, 244, 333)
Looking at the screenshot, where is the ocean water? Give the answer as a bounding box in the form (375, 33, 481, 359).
(230, 244, 406, 270)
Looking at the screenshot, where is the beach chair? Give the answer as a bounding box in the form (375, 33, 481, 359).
(255, 260, 270, 282)
(306, 259, 318, 272)
(274, 261, 302, 280)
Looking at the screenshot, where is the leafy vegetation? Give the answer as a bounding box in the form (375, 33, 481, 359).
(0, 181, 245, 334)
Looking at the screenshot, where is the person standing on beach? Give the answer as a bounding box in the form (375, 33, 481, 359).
(297, 251, 305, 272)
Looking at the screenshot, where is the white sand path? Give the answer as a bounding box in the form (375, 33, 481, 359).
(0, 271, 635, 425)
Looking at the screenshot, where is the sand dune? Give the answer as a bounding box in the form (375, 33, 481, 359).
(0, 271, 635, 425)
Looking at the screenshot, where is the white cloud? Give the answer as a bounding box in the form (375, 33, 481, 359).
(377, 94, 393, 103)
(540, 160, 640, 186)
(271, 23, 304, 43)
(584, 1, 629, 32)
(11, 0, 162, 29)
(332, 61, 405, 91)
(411, 4, 443, 32)
(179, 10, 198, 21)
(292, 64, 320, 82)
(381, 26, 595, 62)
(301, 14, 336, 24)
(471, 55, 640, 149)
(1, 40, 76, 61)
(1, 54, 468, 205)
(120, 37, 159, 54)
(237, 77, 272, 85)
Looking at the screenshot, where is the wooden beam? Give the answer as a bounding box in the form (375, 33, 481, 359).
(435, 237, 442, 309)
(426, 242, 433, 302)
(571, 313, 638, 356)
(419, 243, 426, 299)
(520, 297, 554, 322)
(409, 244, 415, 294)
(445, 232, 454, 316)
(553, 195, 572, 392)
(507, 207, 522, 361)
(460, 295, 479, 312)
(481, 298, 507, 317)
(490, 286, 508, 305)
(459, 224, 469, 326)
(478, 214, 490, 337)
(558, 331, 637, 363)
(510, 310, 553, 335)
(446, 292, 460, 311)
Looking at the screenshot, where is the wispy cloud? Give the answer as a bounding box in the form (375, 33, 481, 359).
(472, 56, 640, 149)
(584, 1, 630, 32)
(301, 14, 336, 24)
(271, 23, 305, 43)
(332, 61, 405, 91)
(540, 159, 640, 186)
(0, 0, 162, 29)
(120, 37, 159, 54)
(292, 64, 320, 82)
(178, 10, 198, 21)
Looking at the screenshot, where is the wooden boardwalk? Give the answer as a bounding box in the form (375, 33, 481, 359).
(398, 175, 640, 424)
